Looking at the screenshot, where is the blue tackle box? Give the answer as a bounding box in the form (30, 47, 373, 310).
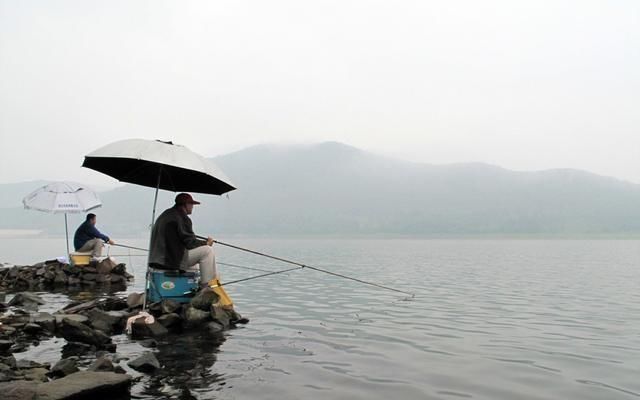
(147, 269, 199, 303)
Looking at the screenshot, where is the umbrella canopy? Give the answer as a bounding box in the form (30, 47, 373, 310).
(82, 139, 235, 195)
(23, 181, 102, 214)
(23, 181, 102, 256)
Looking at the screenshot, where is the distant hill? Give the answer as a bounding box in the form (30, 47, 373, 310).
(2, 142, 640, 236)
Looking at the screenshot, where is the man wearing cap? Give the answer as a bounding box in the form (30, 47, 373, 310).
(149, 193, 217, 285)
(74, 213, 115, 258)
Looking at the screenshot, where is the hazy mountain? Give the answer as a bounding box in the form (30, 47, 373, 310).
(2, 142, 640, 237)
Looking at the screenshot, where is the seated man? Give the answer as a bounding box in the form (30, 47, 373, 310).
(73, 213, 114, 257)
(149, 193, 217, 285)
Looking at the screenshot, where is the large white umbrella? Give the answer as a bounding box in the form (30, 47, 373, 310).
(23, 181, 102, 255)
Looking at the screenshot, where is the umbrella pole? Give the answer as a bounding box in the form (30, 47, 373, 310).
(142, 171, 162, 311)
(64, 214, 70, 257)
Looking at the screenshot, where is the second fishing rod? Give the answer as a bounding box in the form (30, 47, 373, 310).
(196, 235, 414, 297)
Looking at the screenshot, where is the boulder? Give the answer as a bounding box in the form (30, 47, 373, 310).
(210, 305, 231, 329)
(30, 312, 56, 333)
(53, 314, 88, 326)
(0, 340, 13, 353)
(59, 318, 112, 348)
(87, 356, 115, 372)
(96, 258, 116, 275)
(161, 299, 182, 314)
(157, 313, 182, 331)
(126, 293, 144, 309)
(49, 358, 79, 378)
(0, 380, 38, 400)
(22, 323, 43, 335)
(53, 271, 67, 285)
(81, 273, 97, 282)
(190, 288, 219, 311)
(36, 371, 131, 399)
(130, 321, 168, 339)
(22, 367, 49, 382)
(184, 307, 210, 326)
(127, 352, 160, 373)
(7, 293, 44, 307)
(205, 321, 225, 335)
(87, 309, 126, 335)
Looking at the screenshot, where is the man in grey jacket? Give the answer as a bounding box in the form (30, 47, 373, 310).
(148, 193, 216, 285)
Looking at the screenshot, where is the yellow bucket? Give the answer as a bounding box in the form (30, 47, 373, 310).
(208, 278, 234, 308)
(69, 252, 92, 266)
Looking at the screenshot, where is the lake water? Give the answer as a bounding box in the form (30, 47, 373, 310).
(2, 238, 640, 399)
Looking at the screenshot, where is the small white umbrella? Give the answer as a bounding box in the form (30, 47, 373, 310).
(23, 181, 102, 255)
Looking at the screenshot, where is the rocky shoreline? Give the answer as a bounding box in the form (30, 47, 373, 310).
(0, 259, 248, 400)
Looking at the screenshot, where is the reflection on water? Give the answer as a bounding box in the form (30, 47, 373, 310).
(136, 333, 227, 400)
(3, 238, 640, 399)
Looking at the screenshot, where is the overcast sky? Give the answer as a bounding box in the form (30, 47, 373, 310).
(1, 1, 638, 187)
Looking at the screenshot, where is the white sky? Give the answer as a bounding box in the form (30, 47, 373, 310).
(1, 0, 639, 187)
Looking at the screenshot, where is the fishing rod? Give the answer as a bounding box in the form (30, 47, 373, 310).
(197, 236, 414, 297)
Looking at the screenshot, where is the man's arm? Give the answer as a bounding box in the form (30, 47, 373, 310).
(177, 216, 206, 249)
(88, 224, 110, 243)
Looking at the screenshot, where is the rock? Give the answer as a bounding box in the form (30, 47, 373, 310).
(7, 293, 44, 307)
(205, 321, 225, 334)
(157, 313, 182, 331)
(138, 339, 157, 348)
(184, 307, 210, 326)
(190, 288, 219, 311)
(0, 326, 16, 336)
(49, 358, 79, 378)
(59, 318, 112, 347)
(112, 263, 127, 275)
(30, 312, 56, 333)
(36, 371, 131, 399)
(23, 323, 43, 335)
(127, 352, 160, 373)
(130, 321, 168, 339)
(62, 299, 98, 314)
(62, 264, 82, 275)
(67, 276, 82, 285)
(53, 314, 88, 326)
(87, 356, 114, 372)
(161, 299, 182, 314)
(96, 258, 116, 274)
(210, 305, 231, 329)
(22, 367, 49, 382)
(113, 365, 127, 374)
(16, 359, 48, 369)
(83, 266, 97, 274)
(95, 274, 111, 284)
(102, 297, 128, 311)
(87, 309, 126, 335)
(53, 271, 67, 285)
(0, 340, 13, 353)
(0, 355, 17, 368)
(81, 273, 97, 281)
(126, 293, 144, 309)
(61, 341, 94, 358)
(0, 380, 38, 400)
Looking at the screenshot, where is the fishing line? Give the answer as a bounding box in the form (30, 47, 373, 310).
(111, 243, 149, 252)
(197, 236, 415, 297)
(217, 262, 274, 273)
(210, 266, 304, 288)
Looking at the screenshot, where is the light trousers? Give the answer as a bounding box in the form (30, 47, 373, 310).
(76, 238, 104, 257)
(181, 245, 217, 284)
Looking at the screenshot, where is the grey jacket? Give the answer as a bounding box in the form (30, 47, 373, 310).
(148, 206, 207, 269)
